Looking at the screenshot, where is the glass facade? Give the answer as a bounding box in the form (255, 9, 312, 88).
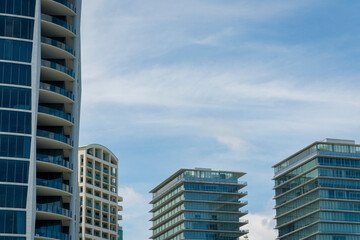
(0, 2, 34, 237)
(273, 139, 360, 240)
(150, 169, 248, 240)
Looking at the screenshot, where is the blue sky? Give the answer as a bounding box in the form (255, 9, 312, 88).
(80, 1, 360, 239)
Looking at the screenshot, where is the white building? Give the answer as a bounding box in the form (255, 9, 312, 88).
(78, 144, 123, 240)
(0, 0, 82, 239)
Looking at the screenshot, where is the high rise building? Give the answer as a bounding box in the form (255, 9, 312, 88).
(149, 168, 248, 240)
(273, 138, 360, 240)
(0, 0, 82, 239)
(78, 144, 123, 240)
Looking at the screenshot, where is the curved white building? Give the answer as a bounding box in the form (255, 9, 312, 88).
(0, 0, 82, 239)
(78, 144, 123, 240)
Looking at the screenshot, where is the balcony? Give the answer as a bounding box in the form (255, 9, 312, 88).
(103, 168, 109, 174)
(95, 174, 101, 181)
(41, 59, 75, 80)
(87, 162, 93, 168)
(36, 204, 71, 219)
(36, 153, 73, 171)
(41, 13, 76, 35)
(110, 219, 116, 224)
(95, 165, 101, 171)
(95, 203, 101, 210)
(37, 129, 73, 148)
(103, 178, 109, 184)
(39, 82, 74, 102)
(37, 178, 72, 194)
(35, 228, 69, 240)
(41, 36, 74, 60)
(38, 105, 73, 124)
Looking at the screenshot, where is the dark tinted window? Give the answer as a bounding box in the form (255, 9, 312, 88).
(0, 110, 31, 134)
(0, 185, 27, 208)
(0, 135, 31, 158)
(0, 160, 29, 183)
(0, 39, 32, 62)
(0, 0, 36, 17)
(0, 62, 31, 86)
(0, 16, 34, 39)
(0, 210, 25, 234)
(0, 86, 31, 110)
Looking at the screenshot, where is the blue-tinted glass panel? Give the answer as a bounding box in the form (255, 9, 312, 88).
(0, 159, 29, 183)
(0, 0, 35, 17)
(184, 182, 239, 193)
(0, 210, 25, 234)
(0, 135, 31, 158)
(0, 184, 27, 208)
(0, 86, 31, 110)
(0, 39, 32, 62)
(0, 62, 31, 86)
(0, 16, 34, 39)
(0, 110, 31, 134)
(0, 237, 26, 240)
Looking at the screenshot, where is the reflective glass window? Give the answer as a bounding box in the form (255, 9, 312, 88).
(0, 110, 31, 134)
(0, 184, 27, 208)
(0, 135, 31, 158)
(0, 16, 34, 39)
(0, 159, 29, 183)
(0, 210, 25, 234)
(0, 39, 32, 62)
(0, 62, 31, 86)
(0, 0, 36, 17)
(0, 86, 31, 110)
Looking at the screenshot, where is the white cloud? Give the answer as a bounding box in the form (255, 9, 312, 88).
(244, 211, 277, 240)
(118, 187, 152, 240)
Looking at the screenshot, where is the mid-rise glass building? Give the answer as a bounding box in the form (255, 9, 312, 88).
(0, 0, 82, 239)
(273, 138, 360, 240)
(149, 168, 248, 240)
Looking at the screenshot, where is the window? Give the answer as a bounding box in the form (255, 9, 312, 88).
(0, 135, 31, 158)
(0, 0, 36, 17)
(0, 39, 32, 62)
(0, 210, 26, 234)
(0, 110, 31, 134)
(0, 16, 34, 39)
(0, 160, 29, 183)
(0, 86, 31, 110)
(0, 184, 27, 208)
(0, 62, 31, 86)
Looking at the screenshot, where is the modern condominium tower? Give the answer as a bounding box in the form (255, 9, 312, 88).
(273, 138, 360, 240)
(78, 144, 123, 240)
(150, 168, 248, 240)
(0, 0, 82, 239)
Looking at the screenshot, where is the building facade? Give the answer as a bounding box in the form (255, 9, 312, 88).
(150, 168, 248, 240)
(78, 144, 123, 240)
(273, 138, 360, 240)
(0, 0, 81, 239)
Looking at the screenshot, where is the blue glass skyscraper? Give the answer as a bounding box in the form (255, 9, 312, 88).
(0, 0, 82, 239)
(150, 168, 248, 240)
(273, 138, 360, 240)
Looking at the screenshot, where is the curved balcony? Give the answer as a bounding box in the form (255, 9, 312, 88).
(41, 36, 75, 59)
(36, 129, 73, 149)
(38, 105, 73, 124)
(39, 82, 74, 104)
(37, 178, 72, 197)
(36, 204, 72, 220)
(35, 228, 69, 240)
(41, 60, 75, 81)
(41, 14, 76, 37)
(37, 153, 73, 172)
(42, 0, 76, 16)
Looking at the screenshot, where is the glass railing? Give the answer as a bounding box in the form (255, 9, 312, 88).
(110, 219, 116, 224)
(103, 178, 109, 184)
(86, 212, 92, 217)
(110, 209, 116, 215)
(41, 14, 76, 34)
(103, 207, 109, 212)
(86, 172, 92, 177)
(51, 0, 76, 13)
(95, 165, 101, 171)
(94, 215, 100, 220)
(37, 178, 72, 193)
(95, 175, 101, 181)
(103, 168, 109, 174)
(41, 59, 75, 78)
(87, 162, 93, 168)
(35, 228, 69, 240)
(38, 105, 73, 123)
(36, 153, 73, 170)
(86, 202, 92, 207)
(111, 182, 116, 187)
(37, 129, 73, 146)
(39, 82, 74, 100)
(36, 203, 71, 218)
(41, 36, 74, 55)
(111, 172, 116, 177)
(103, 216, 109, 221)
(95, 204, 101, 210)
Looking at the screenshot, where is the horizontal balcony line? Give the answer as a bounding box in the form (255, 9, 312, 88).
(36, 203, 72, 218)
(39, 82, 74, 101)
(41, 13, 76, 34)
(36, 154, 73, 170)
(38, 105, 73, 123)
(41, 59, 75, 79)
(37, 178, 72, 193)
(37, 129, 73, 146)
(41, 36, 75, 56)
